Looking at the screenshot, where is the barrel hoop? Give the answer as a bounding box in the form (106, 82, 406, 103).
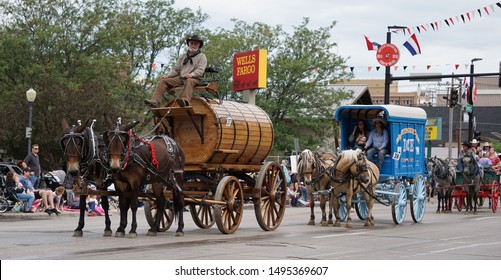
(234, 103, 251, 164)
(207, 103, 224, 163)
(247, 105, 263, 163)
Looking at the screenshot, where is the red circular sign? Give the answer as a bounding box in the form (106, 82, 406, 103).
(376, 43, 400, 67)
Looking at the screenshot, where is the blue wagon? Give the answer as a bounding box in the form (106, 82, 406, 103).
(334, 105, 428, 224)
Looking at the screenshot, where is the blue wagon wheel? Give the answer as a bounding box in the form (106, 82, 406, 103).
(410, 174, 426, 223)
(339, 195, 347, 222)
(391, 182, 407, 224)
(355, 193, 369, 220)
(0, 198, 9, 213)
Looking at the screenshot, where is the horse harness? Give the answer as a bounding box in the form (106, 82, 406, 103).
(60, 120, 110, 180)
(105, 127, 183, 192)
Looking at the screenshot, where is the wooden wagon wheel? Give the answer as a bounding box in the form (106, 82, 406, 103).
(410, 174, 426, 223)
(214, 176, 244, 234)
(190, 204, 215, 229)
(490, 180, 499, 213)
(143, 198, 174, 232)
(253, 161, 287, 231)
(391, 182, 407, 224)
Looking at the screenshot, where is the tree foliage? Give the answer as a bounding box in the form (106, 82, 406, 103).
(0, 0, 351, 170)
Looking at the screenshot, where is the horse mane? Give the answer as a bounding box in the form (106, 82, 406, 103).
(340, 149, 359, 162)
(297, 149, 314, 174)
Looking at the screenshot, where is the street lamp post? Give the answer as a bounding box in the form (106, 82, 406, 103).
(26, 88, 37, 154)
(468, 58, 482, 142)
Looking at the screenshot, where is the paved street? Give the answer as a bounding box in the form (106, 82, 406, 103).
(1, 198, 500, 260)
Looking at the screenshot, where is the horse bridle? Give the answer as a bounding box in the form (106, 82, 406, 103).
(104, 128, 130, 169)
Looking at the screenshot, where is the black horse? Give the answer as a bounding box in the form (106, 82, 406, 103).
(460, 152, 483, 214)
(427, 156, 455, 213)
(103, 114, 185, 237)
(61, 119, 113, 237)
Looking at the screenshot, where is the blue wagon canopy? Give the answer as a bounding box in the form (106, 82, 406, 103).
(334, 105, 427, 178)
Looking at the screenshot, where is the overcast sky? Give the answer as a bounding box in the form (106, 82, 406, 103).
(174, 0, 501, 91)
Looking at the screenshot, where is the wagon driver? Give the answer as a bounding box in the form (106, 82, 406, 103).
(364, 118, 389, 169)
(144, 34, 207, 108)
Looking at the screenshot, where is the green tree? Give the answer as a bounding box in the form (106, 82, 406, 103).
(204, 18, 352, 155)
(0, 0, 205, 169)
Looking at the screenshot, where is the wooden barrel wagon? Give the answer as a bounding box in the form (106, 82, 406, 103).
(452, 168, 500, 213)
(148, 97, 287, 234)
(334, 105, 428, 224)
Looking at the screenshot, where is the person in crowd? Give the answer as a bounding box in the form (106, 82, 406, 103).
(22, 144, 41, 189)
(365, 118, 389, 169)
(20, 167, 60, 214)
(86, 194, 98, 217)
(489, 149, 500, 168)
(4, 171, 35, 213)
(349, 120, 369, 150)
(143, 34, 207, 108)
(53, 186, 66, 212)
(281, 159, 291, 187)
(470, 139, 480, 158)
(287, 183, 300, 207)
(480, 142, 494, 156)
(478, 152, 493, 167)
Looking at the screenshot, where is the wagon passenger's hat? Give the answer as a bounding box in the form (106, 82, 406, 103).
(373, 118, 387, 126)
(186, 34, 203, 48)
(462, 141, 472, 148)
(483, 142, 491, 147)
(470, 139, 479, 145)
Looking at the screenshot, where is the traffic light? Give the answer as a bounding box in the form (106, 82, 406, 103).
(474, 130, 481, 141)
(449, 89, 459, 107)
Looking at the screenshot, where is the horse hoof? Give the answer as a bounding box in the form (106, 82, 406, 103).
(73, 231, 83, 237)
(345, 223, 353, 229)
(328, 220, 334, 225)
(115, 231, 125, 238)
(127, 232, 138, 238)
(103, 230, 113, 237)
(321, 221, 329, 227)
(307, 221, 315, 226)
(333, 222, 341, 227)
(175, 231, 184, 237)
(147, 230, 157, 236)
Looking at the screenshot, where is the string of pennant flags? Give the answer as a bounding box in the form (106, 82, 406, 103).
(364, 2, 501, 56)
(341, 63, 479, 73)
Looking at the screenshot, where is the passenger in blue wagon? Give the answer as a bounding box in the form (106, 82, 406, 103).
(349, 120, 369, 150)
(364, 118, 389, 169)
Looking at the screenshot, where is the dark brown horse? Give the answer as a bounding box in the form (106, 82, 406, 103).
(61, 118, 113, 237)
(103, 114, 185, 237)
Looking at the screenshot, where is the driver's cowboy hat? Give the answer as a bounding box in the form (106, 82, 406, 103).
(186, 35, 204, 48)
(470, 139, 480, 145)
(373, 118, 387, 126)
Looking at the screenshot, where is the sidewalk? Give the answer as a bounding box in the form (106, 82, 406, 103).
(0, 208, 120, 220)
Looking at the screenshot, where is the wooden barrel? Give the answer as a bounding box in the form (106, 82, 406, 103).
(153, 97, 274, 166)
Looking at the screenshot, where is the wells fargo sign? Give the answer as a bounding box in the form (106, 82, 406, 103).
(232, 49, 267, 91)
